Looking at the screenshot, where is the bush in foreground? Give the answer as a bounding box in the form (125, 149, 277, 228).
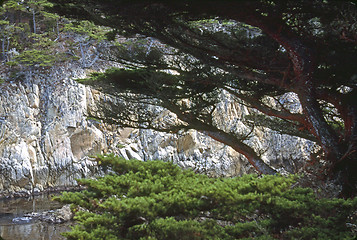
(56, 154, 357, 239)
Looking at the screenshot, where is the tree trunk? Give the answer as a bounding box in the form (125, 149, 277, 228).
(333, 102, 357, 197)
(298, 86, 340, 159)
(32, 9, 36, 34)
(1, 38, 4, 61)
(296, 68, 356, 197)
(6, 37, 9, 61)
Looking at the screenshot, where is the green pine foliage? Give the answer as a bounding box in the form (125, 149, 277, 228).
(1, 0, 61, 70)
(9, 49, 56, 67)
(0, 0, 109, 76)
(63, 20, 108, 41)
(56, 154, 357, 240)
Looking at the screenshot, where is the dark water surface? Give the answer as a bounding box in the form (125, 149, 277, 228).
(0, 194, 72, 240)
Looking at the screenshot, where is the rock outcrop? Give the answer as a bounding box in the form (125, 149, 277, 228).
(108, 92, 316, 176)
(17, 204, 73, 224)
(0, 63, 316, 197)
(0, 64, 105, 197)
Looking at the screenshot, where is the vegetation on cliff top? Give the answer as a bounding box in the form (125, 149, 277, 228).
(0, 0, 108, 80)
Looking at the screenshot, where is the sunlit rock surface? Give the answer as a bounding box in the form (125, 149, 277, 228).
(109, 92, 315, 176)
(0, 64, 103, 197)
(0, 63, 316, 197)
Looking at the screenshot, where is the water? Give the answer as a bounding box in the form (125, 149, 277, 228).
(0, 194, 72, 240)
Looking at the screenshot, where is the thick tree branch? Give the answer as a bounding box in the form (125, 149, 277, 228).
(163, 101, 276, 174)
(223, 86, 305, 123)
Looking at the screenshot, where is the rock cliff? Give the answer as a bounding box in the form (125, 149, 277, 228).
(0, 63, 316, 197)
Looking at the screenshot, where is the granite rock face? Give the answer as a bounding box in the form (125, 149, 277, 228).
(108, 92, 316, 176)
(0, 65, 104, 197)
(0, 64, 316, 197)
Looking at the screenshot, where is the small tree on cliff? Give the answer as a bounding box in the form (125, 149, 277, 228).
(49, 0, 357, 196)
(0, 0, 64, 78)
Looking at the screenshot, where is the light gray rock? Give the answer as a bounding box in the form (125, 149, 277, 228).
(108, 91, 316, 177)
(22, 204, 73, 224)
(0, 61, 316, 197)
(125, 147, 143, 161)
(0, 63, 109, 196)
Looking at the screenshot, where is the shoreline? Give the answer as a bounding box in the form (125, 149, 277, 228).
(0, 185, 85, 200)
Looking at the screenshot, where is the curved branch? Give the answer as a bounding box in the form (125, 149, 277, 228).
(223, 87, 305, 123)
(204, 130, 276, 175)
(164, 102, 276, 175)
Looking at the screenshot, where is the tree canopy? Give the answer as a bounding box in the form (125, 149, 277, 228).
(46, 0, 357, 196)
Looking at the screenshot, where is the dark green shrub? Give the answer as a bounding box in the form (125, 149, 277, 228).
(56, 154, 357, 239)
